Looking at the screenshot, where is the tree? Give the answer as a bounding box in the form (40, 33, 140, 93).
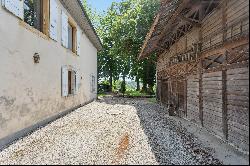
(83, 0, 160, 93)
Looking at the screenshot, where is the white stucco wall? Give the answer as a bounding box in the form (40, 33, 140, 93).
(0, 0, 98, 139)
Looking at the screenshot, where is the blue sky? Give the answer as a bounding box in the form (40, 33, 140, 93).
(87, 0, 122, 13)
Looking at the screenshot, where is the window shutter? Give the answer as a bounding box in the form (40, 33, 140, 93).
(3, 0, 24, 19)
(61, 11, 68, 48)
(75, 70, 81, 94)
(62, 66, 68, 97)
(50, 0, 58, 41)
(77, 29, 81, 56)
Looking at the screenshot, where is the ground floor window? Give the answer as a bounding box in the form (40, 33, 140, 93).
(62, 67, 80, 97)
(91, 74, 96, 93)
(68, 70, 76, 95)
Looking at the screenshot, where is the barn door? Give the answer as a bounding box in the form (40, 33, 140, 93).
(176, 79, 186, 118)
(161, 81, 168, 105)
(187, 75, 200, 123)
(167, 79, 186, 117)
(202, 71, 224, 138)
(227, 67, 249, 152)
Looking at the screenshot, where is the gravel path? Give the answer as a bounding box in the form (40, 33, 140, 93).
(0, 97, 222, 165)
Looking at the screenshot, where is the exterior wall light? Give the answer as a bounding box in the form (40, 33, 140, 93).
(33, 53, 40, 64)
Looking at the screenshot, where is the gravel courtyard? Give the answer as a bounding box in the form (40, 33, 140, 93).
(0, 97, 224, 165)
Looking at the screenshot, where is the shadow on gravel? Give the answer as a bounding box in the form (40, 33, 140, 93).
(98, 96, 222, 165)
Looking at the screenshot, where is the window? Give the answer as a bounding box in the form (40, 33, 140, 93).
(23, 0, 49, 35)
(68, 19, 77, 53)
(62, 67, 80, 97)
(68, 70, 76, 95)
(91, 75, 96, 93)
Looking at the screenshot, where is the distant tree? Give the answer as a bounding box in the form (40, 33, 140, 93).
(83, 0, 160, 94)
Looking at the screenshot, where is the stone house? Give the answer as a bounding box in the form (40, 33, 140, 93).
(0, 0, 102, 149)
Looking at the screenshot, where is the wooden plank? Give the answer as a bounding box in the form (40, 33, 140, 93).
(203, 104, 223, 112)
(203, 101, 223, 109)
(203, 109, 223, 118)
(204, 123, 224, 138)
(228, 110, 249, 123)
(227, 80, 249, 86)
(228, 122, 249, 135)
(227, 94, 249, 102)
(202, 81, 223, 86)
(228, 129, 249, 144)
(187, 105, 199, 111)
(203, 95, 222, 101)
(187, 86, 199, 91)
(187, 101, 199, 107)
(228, 105, 249, 113)
(227, 73, 249, 80)
(228, 115, 249, 126)
(203, 77, 223, 81)
(204, 118, 223, 127)
(227, 85, 249, 92)
(202, 84, 222, 90)
(203, 98, 223, 104)
(228, 133, 249, 146)
(203, 72, 222, 78)
(202, 89, 223, 95)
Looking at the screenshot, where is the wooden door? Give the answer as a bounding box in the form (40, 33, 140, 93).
(227, 67, 249, 152)
(187, 75, 200, 123)
(202, 71, 224, 138)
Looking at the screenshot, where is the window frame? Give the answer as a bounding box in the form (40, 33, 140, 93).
(68, 17, 77, 54)
(23, 0, 50, 36)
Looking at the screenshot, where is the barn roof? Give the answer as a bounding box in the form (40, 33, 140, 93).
(139, 0, 221, 59)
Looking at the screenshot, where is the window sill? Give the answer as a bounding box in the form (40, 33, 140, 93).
(19, 20, 49, 41)
(63, 94, 76, 98)
(65, 48, 79, 57)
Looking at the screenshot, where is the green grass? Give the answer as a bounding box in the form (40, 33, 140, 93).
(98, 93, 108, 97)
(125, 90, 147, 97)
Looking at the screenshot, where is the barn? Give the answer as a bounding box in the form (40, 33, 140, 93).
(139, 0, 249, 152)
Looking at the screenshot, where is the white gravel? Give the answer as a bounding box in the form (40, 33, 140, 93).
(0, 97, 222, 165)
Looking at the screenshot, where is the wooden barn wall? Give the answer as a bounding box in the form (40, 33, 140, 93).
(156, 0, 249, 152)
(187, 74, 200, 124)
(226, 0, 249, 39)
(201, 6, 223, 51)
(227, 67, 249, 152)
(202, 71, 223, 138)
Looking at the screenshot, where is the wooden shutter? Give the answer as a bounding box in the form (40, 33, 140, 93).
(62, 66, 68, 97)
(75, 70, 81, 94)
(61, 11, 68, 48)
(77, 29, 81, 56)
(3, 0, 24, 19)
(49, 0, 58, 41)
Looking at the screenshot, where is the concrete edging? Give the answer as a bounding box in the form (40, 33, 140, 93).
(0, 99, 95, 151)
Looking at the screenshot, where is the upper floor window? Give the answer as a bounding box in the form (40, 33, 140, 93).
(68, 19, 77, 53)
(23, 0, 49, 35)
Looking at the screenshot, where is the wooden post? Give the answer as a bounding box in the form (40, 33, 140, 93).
(222, 69, 228, 140)
(198, 60, 204, 127)
(222, 51, 228, 140)
(222, 1, 228, 141)
(222, 0, 228, 42)
(184, 78, 188, 118)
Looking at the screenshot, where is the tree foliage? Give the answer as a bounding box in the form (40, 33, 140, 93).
(83, 0, 160, 94)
